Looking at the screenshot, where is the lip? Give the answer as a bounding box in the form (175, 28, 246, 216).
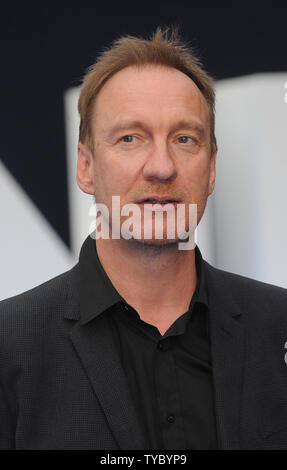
(137, 195, 182, 203)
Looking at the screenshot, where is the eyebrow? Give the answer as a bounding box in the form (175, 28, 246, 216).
(105, 119, 207, 140)
(169, 120, 206, 138)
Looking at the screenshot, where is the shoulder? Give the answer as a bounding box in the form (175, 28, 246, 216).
(0, 263, 80, 334)
(203, 260, 287, 322)
(0, 264, 81, 392)
(204, 260, 287, 295)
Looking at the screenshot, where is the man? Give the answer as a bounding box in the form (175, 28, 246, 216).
(1, 27, 287, 450)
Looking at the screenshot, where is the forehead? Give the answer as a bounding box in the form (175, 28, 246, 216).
(92, 65, 209, 129)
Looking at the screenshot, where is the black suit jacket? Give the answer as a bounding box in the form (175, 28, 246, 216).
(1, 240, 287, 449)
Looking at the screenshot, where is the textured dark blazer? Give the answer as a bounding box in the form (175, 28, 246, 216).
(1, 244, 287, 450)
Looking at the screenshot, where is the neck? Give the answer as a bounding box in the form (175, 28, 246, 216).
(95, 236, 197, 335)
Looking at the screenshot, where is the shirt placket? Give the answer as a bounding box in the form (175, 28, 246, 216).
(154, 337, 186, 449)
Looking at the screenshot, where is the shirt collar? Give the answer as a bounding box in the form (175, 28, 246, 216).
(78, 234, 208, 325)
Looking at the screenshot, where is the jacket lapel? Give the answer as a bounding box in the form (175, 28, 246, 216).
(64, 244, 148, 450)
(69, 314, 148, 450)
(204, 261, 246, 449)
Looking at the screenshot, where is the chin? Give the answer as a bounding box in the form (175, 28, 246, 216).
(129, 236, 180, 250)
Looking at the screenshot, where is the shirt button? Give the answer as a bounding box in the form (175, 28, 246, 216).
(157, 340, 170, 351)
(167, 414, 175, 423)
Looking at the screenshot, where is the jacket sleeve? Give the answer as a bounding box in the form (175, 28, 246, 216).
(0, 379, 15, 449)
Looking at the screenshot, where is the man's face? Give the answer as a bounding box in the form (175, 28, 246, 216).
(77, 64, 217, 245)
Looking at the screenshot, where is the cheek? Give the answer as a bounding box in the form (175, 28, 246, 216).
(94, 156, 134, 198)
(186, 160, 210, 195)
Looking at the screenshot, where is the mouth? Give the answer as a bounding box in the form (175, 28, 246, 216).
(137, 196, 181, 205)
(136, 197, 182, 212)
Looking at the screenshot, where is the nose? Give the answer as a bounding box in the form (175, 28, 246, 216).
(142, 141, 177, 182)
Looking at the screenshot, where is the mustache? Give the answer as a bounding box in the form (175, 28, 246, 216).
(131, 186, 185, 201)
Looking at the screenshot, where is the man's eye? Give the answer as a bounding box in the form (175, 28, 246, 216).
(178, 136, 194, 144)
(120, 135, 135, 143)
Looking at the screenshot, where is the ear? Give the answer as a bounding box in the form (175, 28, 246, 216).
(76, 142, 95, 195)
(208, 144, 217, 196)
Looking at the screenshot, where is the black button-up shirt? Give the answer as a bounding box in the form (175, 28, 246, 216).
(78, 235, 218, 449)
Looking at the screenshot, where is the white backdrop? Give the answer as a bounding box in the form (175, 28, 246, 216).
(213, 73, 287, 287)
(0, 160, 76, 300)
(1, 72, 287, 300)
